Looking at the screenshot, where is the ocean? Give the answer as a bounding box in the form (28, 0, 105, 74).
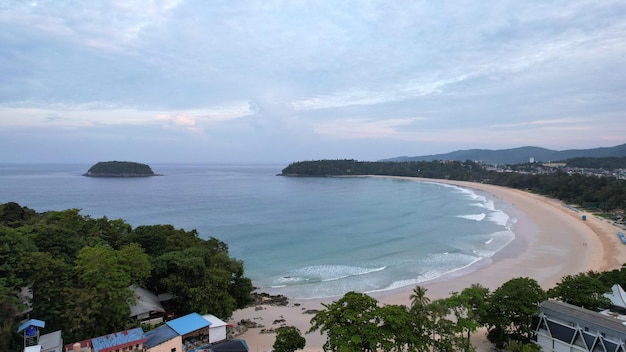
(0, 162, 516, 299)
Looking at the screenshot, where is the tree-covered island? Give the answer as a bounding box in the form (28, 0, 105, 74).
(83, 161, 160, 177)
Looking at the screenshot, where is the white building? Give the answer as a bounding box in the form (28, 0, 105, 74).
(535, 300, 626, 352)
(202, 314, 228, 343)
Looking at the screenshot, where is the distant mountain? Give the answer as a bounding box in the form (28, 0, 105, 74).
(381, 143, 626, 165)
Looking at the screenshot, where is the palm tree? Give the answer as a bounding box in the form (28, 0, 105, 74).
(410, 285, 431, 310)
(410, 285, 432, 346)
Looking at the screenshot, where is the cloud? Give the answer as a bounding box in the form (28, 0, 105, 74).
(314, 117, 426, 139)
(1, 1, 625, 162)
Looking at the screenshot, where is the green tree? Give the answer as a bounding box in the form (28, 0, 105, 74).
(448, 284, 490, 351)
(428, 299, 463, 352)
(88, 216, 132, 249)
(547, 273, 611, 310)
(273, 326, 306, 352)
(152, 246, 245, 317)
(0, 226, 36, 289)
(309, 292, 382, 352)
(63, 244, 151, 340)
(486, 277, 546, 345)
(378, 303, 426, 352)
(118, 243, 152, 285)
(410, 285, 431, 338)
(0, 202, 36, 228)
(18, 251, 71, 334)
(0, 278, 22, 352)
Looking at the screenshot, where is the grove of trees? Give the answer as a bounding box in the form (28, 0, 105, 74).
(0, 202, 253, 351)
(303, 266, 626, 352)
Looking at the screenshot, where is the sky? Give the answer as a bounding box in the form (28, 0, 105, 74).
(1, 1, 625, 163)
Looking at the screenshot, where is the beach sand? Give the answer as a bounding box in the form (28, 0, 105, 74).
(229, 178, 626, 352)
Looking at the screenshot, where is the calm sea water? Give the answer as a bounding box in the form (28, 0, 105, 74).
(0, 163, 516, 299)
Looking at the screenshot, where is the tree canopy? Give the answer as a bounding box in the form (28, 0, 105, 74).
(0, 202, 253, 347)
(84, 161, 157, 176)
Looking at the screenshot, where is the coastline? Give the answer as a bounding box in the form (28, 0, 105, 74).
(229, 177, 626, 352)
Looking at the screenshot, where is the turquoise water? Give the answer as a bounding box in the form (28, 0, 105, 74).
(0, 163, 516, 299)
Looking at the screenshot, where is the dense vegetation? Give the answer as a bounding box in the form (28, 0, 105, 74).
(0, 202, 253, 350)
(281, 159, 626, 212)
(561, 156, 626, 170)
(84, 161, 157, 176)
(302, 267, 626, 352)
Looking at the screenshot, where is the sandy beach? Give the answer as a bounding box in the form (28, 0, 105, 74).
(229, 178, 626, 352)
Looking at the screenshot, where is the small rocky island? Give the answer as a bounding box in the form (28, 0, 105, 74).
(83, 161, 160, 177)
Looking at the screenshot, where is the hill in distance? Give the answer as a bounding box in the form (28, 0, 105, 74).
(381, 143, 626, 166)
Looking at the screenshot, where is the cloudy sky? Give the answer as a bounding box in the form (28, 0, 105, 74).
(1, 1, 625, 163)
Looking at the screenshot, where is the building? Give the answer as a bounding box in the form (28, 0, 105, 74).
(129, 285, 166, 324)
(201, 315, 228, 344)
(17, 319, 62, 352)
(166, 313, 211, 352)
(145, 324, 182, 352)
(535, 300, 626, 352)
(206, 339, 248, 352)
(64, 327, 146, 352)
(38, 330, 63, 352)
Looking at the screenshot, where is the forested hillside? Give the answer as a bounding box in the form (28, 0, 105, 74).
(0, 203, 253, 349)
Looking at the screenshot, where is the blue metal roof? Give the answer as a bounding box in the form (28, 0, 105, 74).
(91, 327, 146, 352)
(18, 319, 45, 332)
(145, 324, 179, 348)
(166, 312, 211, 335)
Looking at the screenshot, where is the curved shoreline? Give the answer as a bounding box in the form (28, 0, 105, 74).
(229, 177, 626, 352)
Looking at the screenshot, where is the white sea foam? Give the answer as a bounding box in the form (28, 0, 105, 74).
(458, 213, 486, 221)
(277, 265, 387, 285)
(366, 253, 484, 294)
(488, 210, 510, 227)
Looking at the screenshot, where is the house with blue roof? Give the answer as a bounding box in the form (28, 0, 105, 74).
(166, 313, 211, 352)
(64, 327, 146, 352)
(18, 319, 46, 349)
(90, 327, 146, 352)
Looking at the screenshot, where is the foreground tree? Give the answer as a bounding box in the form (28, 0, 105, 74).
(0, 279, 22, 352)
(63, 244, 151, 340)
(486, 277, 546, 346)
(378, 303, 427, 352)
(273, 326, 306, 352)
(548, 272, 611, 310)
(447, 284, 489, 352)
(309, 292, 382, 352)
(428, 298, 465, 352)
(410, 285, 431, 339)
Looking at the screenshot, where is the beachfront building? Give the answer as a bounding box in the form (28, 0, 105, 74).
(165, 313, 211, 352)
(205, 339, 249, 352)
(201, 314, 228, 344)
(535, 300, 626, 352)
(604, 284, 626, 314)
(64, 327, 146, 352)
(145, 324, 183, 352)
